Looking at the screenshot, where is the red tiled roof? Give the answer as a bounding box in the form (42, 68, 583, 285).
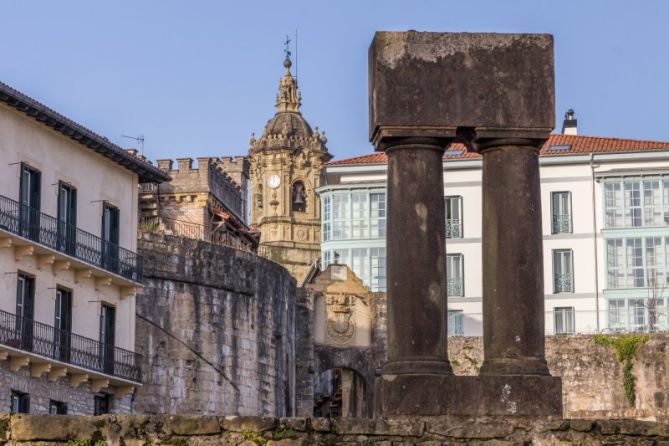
(327, 134, 669, 166)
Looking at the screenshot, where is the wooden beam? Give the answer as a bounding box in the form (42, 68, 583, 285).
(48, 366, 67, 382)
(37, 254, 56, 270)
(9, 356, 30, 372)
(95, 277, 112, 290)
(31, 362, 51, 378)
(75, 269, 93, 283)
(70, 373, 89, 388)
(53, 260, 71, 275)
(114, 385, 135, 399)
(0, 237, 12, 248)
(90, 379, 110, 393)
(14, 245, 34, 261)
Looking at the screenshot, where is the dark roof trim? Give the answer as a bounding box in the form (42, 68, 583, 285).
(0, 81, 170, 184)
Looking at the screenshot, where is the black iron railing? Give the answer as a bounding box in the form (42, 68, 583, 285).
(0, 195, 142, 281)
(0, 309, 141, 382)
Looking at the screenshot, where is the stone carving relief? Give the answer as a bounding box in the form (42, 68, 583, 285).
(325, 294, 356, 344)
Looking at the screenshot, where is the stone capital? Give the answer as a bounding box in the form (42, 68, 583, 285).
(456, 128, 549, 153)
(374, 135, 455, 153)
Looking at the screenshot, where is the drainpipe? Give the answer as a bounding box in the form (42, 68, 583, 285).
(590, 153, 601, 332)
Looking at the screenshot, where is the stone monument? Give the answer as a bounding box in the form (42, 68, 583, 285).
(370, 31, 562, 416)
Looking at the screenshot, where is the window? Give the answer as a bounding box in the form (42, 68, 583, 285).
(57, 182, 77, 255)
(608, 299, 626, 331)
(370, 193, 386, 238)
(94, 394, 111, 415)
(553, 249, 574, 293)
(448, 310, 464, 336)
(49, 400, 67, 415)
(291, 181, 306, 213)
(551, 192, 572, 234)
(446, 254, 464, 297)
(10, 390, 29, 414)
(332, 194, 349, 240)
(604, 177, 669, 228)
(554, 307, 575, 334)
(370, 247, 386, 292)
(322, 195, 331, 241)
(101, 203, 120, 272)
(606, 237, 669, 289)
(19, 163, 41, 241)
(445, 196, 463, 238)
(350, 193, 368, 239)
(54, 288, 72, 362)
(351, 248, 370, 284)
(16, 274, 35, 351)
(629, 298, 646, 332)
(100, 303, 116, 375)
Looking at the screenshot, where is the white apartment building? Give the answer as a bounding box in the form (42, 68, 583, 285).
(317, 118, 669, 337)
(0, 81, 169, 414)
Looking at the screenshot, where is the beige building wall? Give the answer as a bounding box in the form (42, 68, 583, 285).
(0, 102, 139, 355)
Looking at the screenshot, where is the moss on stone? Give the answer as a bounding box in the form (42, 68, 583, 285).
(242, 431, 268, 446)
(594, 334, 649, 405)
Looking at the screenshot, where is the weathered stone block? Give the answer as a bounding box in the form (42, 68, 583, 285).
(166, 416, 221, 436)
(10, 415, 98, 441)
(369, 31, 555, 145)
(222, 416, 277, 432)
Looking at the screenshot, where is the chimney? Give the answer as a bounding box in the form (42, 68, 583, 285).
(562, 109, 578, 135)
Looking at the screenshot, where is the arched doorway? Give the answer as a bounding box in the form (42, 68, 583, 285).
(313, 367, 366, 418)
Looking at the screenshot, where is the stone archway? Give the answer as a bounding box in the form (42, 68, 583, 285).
(313, 366, 367, 418)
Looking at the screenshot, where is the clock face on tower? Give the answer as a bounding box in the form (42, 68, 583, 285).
(267, 174, 281, 189)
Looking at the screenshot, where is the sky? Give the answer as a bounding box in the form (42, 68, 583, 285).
(1, 1, 668, 163)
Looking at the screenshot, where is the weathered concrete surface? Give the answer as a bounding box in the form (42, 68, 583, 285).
(133, 233, 296, 416)
(4, 414, 669, 445)
(369, 31, 555, 145)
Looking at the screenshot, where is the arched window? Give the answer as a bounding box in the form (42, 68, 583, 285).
(255, 184, 263, 209)
(292, 181, 306, 212)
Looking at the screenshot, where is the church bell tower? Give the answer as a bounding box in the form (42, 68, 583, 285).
(248, 48, 332, 282)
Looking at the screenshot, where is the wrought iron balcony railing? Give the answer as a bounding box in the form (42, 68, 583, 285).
(552, 214, 572, 234)
(447, 278, 464, 297)
(0, 195, 142, 282)
(446, 219, 463, 238)
(554, 273, 573, 293)
(0, 309, 141, 382)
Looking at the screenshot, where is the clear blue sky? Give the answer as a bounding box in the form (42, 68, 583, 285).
(1, 1, 668, 162)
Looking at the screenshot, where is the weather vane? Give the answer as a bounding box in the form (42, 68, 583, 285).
(284, 34, 292, 59)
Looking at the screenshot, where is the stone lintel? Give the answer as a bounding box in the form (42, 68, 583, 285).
(369, 31, 555, 148)
(375, 374, 562, 417)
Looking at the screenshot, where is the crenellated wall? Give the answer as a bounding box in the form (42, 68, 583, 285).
(132, 233, 296, 416)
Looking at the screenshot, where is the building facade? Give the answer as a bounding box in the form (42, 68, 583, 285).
(318, 124, 669, 336)
(0, 81, 168, 414)
(248, 55, 332, 282)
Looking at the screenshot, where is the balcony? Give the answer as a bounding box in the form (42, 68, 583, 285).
(447, 278, 464, 297)
(446, 219, 462, 238)
(0, 195, 142, 284)
(0, 309, 141, 388)
(552, 214, 572, 234)
(554, 273, 573, 293)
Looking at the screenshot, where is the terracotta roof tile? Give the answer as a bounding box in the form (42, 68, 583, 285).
(327, 134, 669, 166)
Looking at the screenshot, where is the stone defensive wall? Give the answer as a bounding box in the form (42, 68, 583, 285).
(3, 414, 669, 445)
(449, 334, 669, 421)
(133, 233, 296, 416)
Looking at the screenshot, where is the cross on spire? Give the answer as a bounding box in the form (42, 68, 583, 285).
(284, 34, 292, 60)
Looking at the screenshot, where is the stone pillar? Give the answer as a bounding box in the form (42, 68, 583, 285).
(477, 140, 549, 376)
(383, 140, 452, 376)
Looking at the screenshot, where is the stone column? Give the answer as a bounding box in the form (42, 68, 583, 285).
(383, 139, 453, 376)
(477, 139, 549, 376)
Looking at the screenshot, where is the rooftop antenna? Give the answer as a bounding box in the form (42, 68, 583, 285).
(121, 134, 145, 156)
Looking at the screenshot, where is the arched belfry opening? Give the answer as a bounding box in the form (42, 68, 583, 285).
(292, 180, 306, 213)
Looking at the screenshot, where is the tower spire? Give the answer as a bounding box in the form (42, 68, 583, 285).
(276, 35, 301, 113)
